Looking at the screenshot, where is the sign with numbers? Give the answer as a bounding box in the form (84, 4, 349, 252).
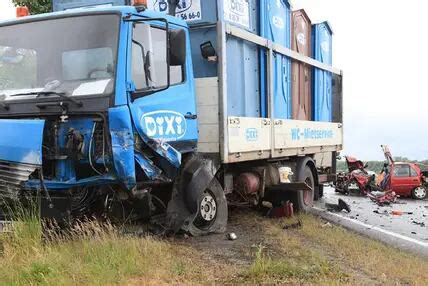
(223, 0, 250, 29)
(147, 0, 202, 22)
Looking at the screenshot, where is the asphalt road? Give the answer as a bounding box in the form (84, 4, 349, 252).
(314, 186, 428, 257)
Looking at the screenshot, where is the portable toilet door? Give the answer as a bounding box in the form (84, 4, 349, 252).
(291, 9, 312, 121)
(260, 0, 291, 120)
(312, 21, 333, 122)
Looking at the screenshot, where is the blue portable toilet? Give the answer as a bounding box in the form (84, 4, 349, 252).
(189, 0, 261, 118)
(312, 21, 333, 122)
(259, 0, 291, 119)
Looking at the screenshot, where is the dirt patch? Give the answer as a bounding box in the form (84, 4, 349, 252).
(170, 208, 428, 285)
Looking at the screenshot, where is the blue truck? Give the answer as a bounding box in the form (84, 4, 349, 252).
(0, 0, 343, 235)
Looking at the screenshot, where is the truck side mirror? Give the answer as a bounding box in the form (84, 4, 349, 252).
(169, 29, 186, 66)
(200, 41, 216, 60)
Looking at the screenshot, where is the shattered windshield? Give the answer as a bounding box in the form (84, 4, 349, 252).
(0, 14, 119, 102)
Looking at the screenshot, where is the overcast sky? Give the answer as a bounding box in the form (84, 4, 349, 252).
(1, 0, 427, 160)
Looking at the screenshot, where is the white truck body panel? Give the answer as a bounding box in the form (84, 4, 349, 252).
(196, 77, 220, 153)
(195, 78, 343, 163)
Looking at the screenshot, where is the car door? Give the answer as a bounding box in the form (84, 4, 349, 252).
(408, 165, 423, 194)
(390, 164, 417, 196)
(128, 20, 198, 152)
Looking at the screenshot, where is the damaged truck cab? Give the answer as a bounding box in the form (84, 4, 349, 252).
(0, 0, 343, 235)
(0, 4, 224, 233)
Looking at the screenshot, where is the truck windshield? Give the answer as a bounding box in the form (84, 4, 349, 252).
(0, 14, 119, 102)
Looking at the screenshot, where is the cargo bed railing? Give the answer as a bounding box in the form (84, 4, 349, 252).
(217, 22, 344, 163)
(225, 24, 342, 75)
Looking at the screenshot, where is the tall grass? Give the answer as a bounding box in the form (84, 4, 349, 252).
(245, 244, 349, 284)
(0, 202, 201, 285)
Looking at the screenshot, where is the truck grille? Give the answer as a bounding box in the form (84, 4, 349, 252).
(0, 161, 37, 188)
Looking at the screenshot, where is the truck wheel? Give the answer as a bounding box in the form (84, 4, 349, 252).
(186, 177, 228, 236)
(314, 184, 324, 201)
(412, 186, 427, 200)
(295, 165, 315, 212)
(166, 156, 227, 236)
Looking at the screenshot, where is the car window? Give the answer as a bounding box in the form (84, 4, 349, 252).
(393, 165, 410, 177)
(132, 24, 184, 91)
(410, 167, 418, 177)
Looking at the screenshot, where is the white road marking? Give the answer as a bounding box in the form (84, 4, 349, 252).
(312, 207, 428, 248)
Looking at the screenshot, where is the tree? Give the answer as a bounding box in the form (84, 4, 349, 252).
(12, 0, 51, 15)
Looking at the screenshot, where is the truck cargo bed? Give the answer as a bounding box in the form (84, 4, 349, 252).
(196, 22, 343, 164)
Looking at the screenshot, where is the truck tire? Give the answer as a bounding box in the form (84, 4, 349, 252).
(314, 184, 323, 201)
(166, 155, 227, 236)
(186, 177, 228, 236)
(295, 165, 315, 212)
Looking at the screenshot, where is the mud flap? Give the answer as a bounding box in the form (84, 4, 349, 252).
(166, 155, 227, 236)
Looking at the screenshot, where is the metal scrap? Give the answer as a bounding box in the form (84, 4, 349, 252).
(325, 199, 351, 213)
(412, 221, 426, 227)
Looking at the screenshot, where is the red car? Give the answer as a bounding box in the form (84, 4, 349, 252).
(388, 163, 427, 200)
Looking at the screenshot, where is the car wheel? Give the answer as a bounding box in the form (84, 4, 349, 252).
(412, 186, 427, 200)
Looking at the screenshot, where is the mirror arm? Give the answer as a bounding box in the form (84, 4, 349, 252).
(132, 39, 149, 86)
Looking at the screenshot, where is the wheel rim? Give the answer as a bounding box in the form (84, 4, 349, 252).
(414, 187, 427, 199)
(199, 191, 217, 222)
(193, 190, 218, 230)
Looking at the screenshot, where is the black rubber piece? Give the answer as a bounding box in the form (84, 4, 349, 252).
(166, 155, 227, 236)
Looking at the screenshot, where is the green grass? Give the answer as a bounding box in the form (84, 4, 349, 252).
(246, 245, 350, 284)
(0, 209, 426, 285)
(0, 211, 203, 285)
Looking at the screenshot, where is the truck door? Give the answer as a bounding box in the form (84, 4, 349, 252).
(390, 164, 419, 196)
(128, 20, 198, 153)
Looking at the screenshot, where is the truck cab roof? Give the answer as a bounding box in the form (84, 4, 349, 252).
(0, 5, 188, 28)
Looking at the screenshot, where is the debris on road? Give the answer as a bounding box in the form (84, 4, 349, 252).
(367, 190, 397, 206)
(228, 232, 238, 241)
(391, 211, 403, 216)
(412, 221, 426, 227)
(373, 209, 389, 216)
(321, 222, 333, 228)
(391, 210, 414, 216)
(317, 186, 428, 251)
(325, 199, 351, 213)
(283, 219, 302, 230)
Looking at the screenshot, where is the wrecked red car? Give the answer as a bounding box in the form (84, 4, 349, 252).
(387, 163, 427, 200)
(379, 145, 427, 200)
(335, 156, 372, 195)
(336, 146, 427, 201)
